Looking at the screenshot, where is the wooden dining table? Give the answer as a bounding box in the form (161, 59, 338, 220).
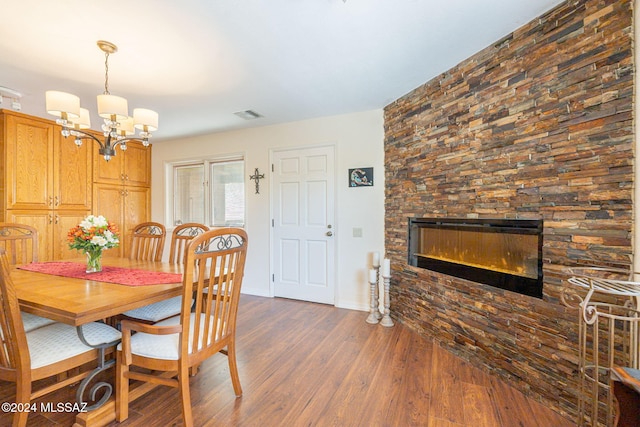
(13, 257, 184, 326)
(11, 256, 185, 427)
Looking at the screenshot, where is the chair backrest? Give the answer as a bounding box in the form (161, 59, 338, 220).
(0, 223, 38, 265)
(129, 222, 166, 262)
(0, 249, 31, 381)
(168, 223, 208, 264)
(180, 227, 248, 361)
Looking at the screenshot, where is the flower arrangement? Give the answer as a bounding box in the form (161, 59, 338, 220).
(68, 215, 119, 272)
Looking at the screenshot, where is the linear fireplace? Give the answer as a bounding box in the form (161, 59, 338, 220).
(408, 218, 543, 298)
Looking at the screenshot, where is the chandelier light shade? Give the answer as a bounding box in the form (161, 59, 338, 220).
(45, 40, 158, 161)
(45, 91, 80, 120)
(97, 94, 128, 120)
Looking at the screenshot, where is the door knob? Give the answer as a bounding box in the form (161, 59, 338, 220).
(326, 231, 333, 237)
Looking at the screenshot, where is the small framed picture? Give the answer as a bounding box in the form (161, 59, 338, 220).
(349, 167, 374, 187)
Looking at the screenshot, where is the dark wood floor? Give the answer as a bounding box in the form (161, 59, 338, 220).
(0, 295, 576, 426)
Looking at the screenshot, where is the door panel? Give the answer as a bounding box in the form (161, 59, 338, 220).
(279, 239, 300, 283)
(93, 184, 125, 258)
(6, 116, 54, 210)
(56, 135, 93, 210)
(53, 211, 91, 260)
(272, 145, 335, 304)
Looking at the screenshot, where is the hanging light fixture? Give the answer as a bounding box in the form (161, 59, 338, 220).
(45, 40, 158, 161)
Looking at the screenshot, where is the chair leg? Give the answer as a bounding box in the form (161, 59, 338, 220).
(227, 340, 243, 397)
(115, 351, 129, 422)
(179, 365, 193, 427)
(189, 364, 200, 377)
(14, 377, 31, 427)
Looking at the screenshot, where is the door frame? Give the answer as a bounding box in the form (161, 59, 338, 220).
(269, 143, 337, 304)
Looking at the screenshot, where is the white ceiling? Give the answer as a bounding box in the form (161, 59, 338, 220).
(0, 0, 563, 142)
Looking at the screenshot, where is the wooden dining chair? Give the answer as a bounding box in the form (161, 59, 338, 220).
(0, 249, 121, 427)
(116, 227, 248, 427)
(122, 223, 208, 324)
(168, 223, 209, 264)
(129, 222, 166, 262)
(0, 223, 38, 266)
(0, 223, 55, 333)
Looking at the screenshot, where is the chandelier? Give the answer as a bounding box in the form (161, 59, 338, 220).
(45, 40, 158, 161)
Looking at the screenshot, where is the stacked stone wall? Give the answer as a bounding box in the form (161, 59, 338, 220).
(383, 0, 634, 418)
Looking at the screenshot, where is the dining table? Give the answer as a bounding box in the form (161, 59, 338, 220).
(11, 256, 185, 427)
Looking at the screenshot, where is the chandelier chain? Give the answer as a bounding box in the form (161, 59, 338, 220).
(104, 52, 110, 95)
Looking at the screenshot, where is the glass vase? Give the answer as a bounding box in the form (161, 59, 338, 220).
(85, 249, 103, 273)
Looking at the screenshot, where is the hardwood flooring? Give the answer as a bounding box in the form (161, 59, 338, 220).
(0, 295, 576, 426)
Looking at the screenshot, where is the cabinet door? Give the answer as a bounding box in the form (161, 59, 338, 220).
(123, 142, 151, 187)
(123, 186, 151, 258)
(93, 184, 125, 258)
(5, 115, 55, 210)
(5, 210, 53, 262)
(55, 133, 93, 210)
(93, 145, 125, 185)
(52, 211, 90, 260)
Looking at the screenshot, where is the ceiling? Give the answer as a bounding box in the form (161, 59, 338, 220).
(0, 0, 563, 143)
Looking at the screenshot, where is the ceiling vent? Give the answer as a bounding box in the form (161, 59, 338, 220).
(234, 110, 263, 120)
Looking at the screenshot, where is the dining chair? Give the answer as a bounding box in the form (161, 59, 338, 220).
(121, 223, 208, 324)
(0, 249, 121, 427)
(0, 223, 55, 333)
(116, 227, 248, 426)
(0, 223, 38, 266)
(168, 223, 209, 264)
(129, 222, 166, 262)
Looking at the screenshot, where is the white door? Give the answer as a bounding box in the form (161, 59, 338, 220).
(272, 145, 335, 304)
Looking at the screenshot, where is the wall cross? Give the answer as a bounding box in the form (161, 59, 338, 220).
(249, 168, 265, 194)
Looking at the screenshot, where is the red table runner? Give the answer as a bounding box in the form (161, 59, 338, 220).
(18, 262, 183, 286)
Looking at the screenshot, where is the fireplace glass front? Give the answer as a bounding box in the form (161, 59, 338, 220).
(408, 218, 543, 298)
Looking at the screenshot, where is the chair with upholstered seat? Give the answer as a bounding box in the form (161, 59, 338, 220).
(0, 223, 38, 265)
(116, 227, 248, 426)
(0, 249, 121, 427)
(0, 223, 55, 332)
(168, 223, 208, 264)
(121, 223, 207, 324)
(129, 222, 166, 262)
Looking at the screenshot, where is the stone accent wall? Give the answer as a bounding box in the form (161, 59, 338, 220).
(383, 0, 633, 419)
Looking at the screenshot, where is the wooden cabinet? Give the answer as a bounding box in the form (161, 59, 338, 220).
(6, 210, 89, 261)
(0, 109, 151, 261)
(3, 111, 92, 211)
(93, 140, 151, 257)
(93, 184, 150, 258)
(94, 140, 151, 187)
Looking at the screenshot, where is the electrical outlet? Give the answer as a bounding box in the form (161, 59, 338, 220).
(353, 227, 363, 238)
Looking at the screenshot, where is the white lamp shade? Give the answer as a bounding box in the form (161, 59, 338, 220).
(133, 108, 158, 132)
(97, 94, 128, 120)
(71, 108, 91, 129)
(119, 116, 135, 136)
(46, 91, 80, 119)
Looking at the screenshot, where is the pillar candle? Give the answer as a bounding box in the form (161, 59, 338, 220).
(382, 258, 391, 277)
(369, 268, 377, 283)
(372, 252, 380, 267)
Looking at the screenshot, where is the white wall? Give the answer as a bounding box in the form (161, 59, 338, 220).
(150, 110, 386, 311)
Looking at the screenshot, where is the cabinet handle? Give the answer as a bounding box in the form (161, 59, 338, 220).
(125, 189, 129, 197)
(48, 214, 53, 224)
(120, 173, 126, 181)
(125, 174, 129, 181)
(48, 196, 53, 207)
(55, 215, 59, 224)
(54, 196, 59, 207)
